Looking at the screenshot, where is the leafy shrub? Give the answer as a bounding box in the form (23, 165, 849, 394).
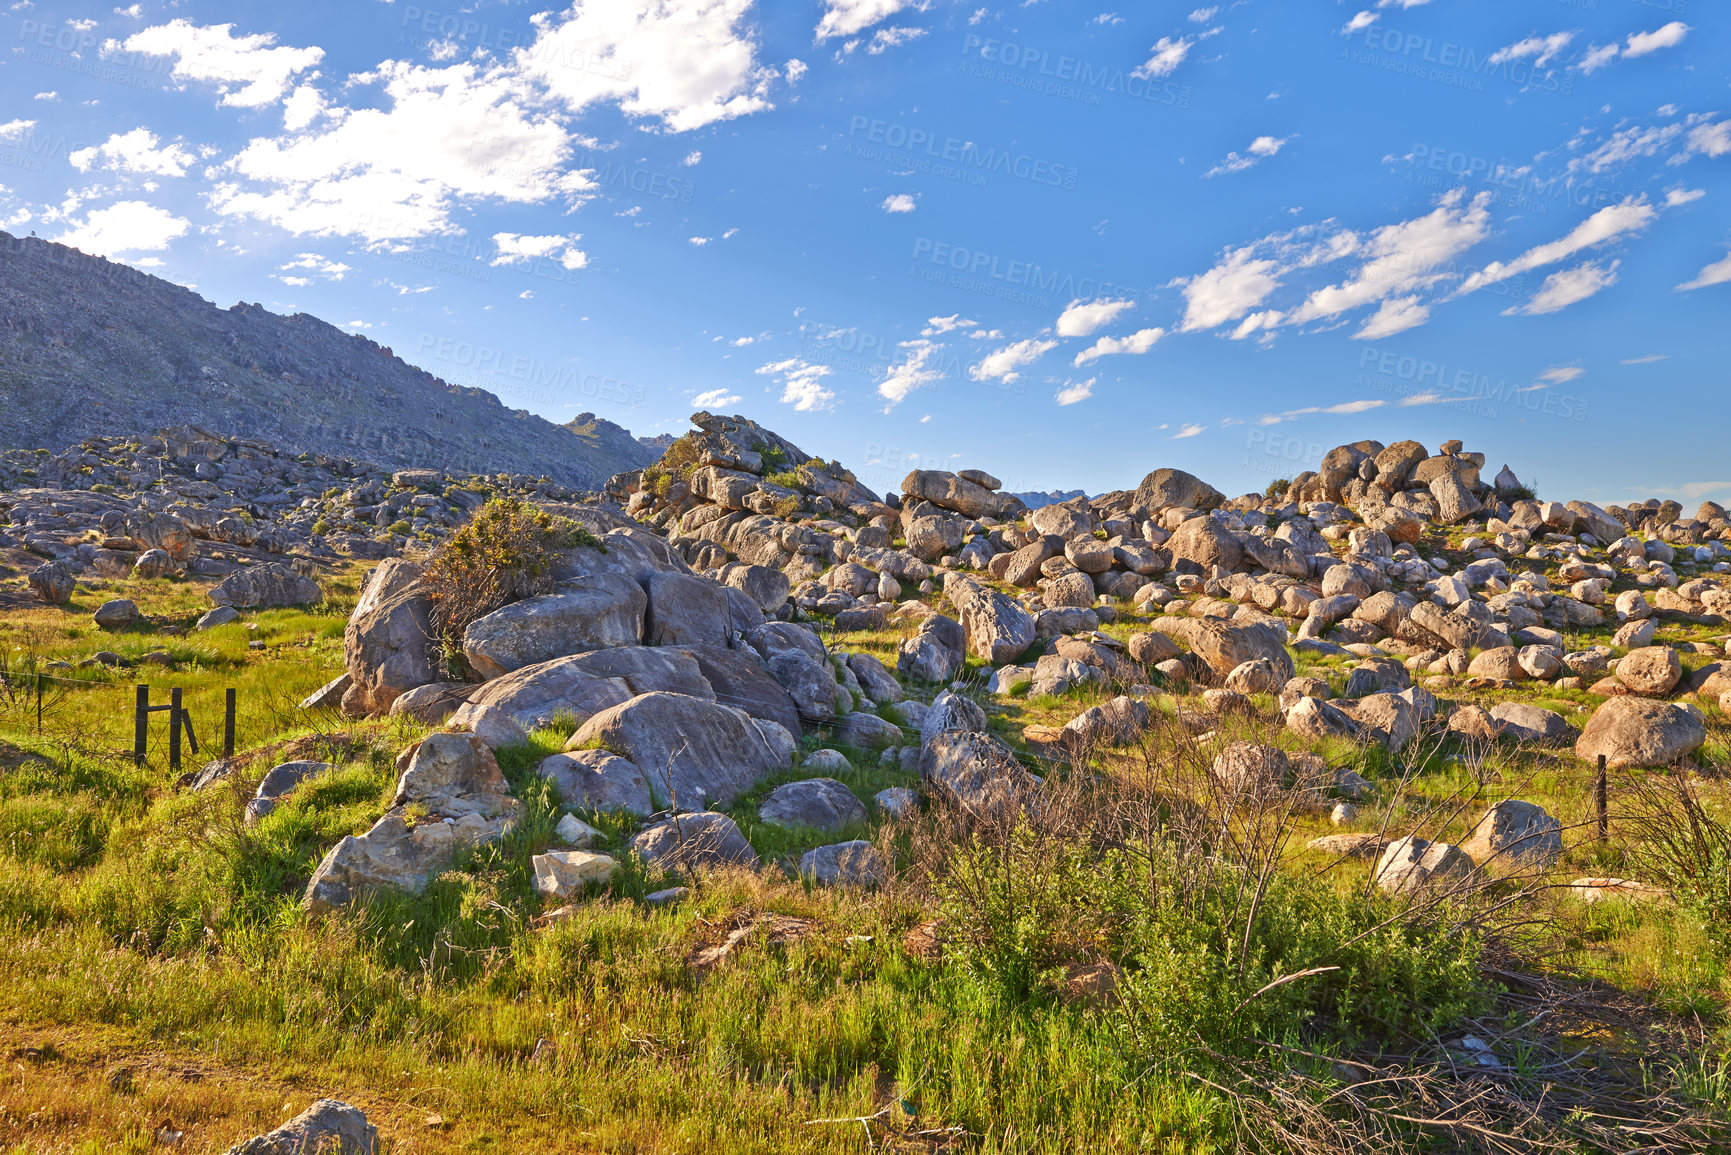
(421, 497, 601, 671)
(386, 519, 413, 537)
(763, 470, 803, 490)
(640, 432, 704, 493)
(1265, 478, 1292, 501)
(311, 519, 331, 536)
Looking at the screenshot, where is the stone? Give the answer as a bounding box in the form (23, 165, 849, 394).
(1460, 800, 1562, 871)
(244, 760, 332, 824)
(1128, 631, 1181, 665)
(946, 573, 1036, 665)
(1224, 657, 1284, 696)
(387, 680, 473, 724)
(454, 646, 709, 734)
(680, 643, 804, 738)
(1167, 516, 1242, 571)
(921, 730, 1040, 815)
(898, 613, 966, 683)
(343, 559, 438, 716)
(1374, 836, 1474, 893)
(1614, 619, 1658, 649)
(1212, 742, 1290, 797)
(630, 811, 759, 872)
(1134, 467, 1225, 512)
(1309, 833, 1386, 859)
(645, 570, 732, 646)
(1153, 617, 1293, 683)
(800, 840, 886, 886)
(532, 850, 619, 897)
(27, 561, 75, 604)
(901, 469, 1022, 520)
(197, 605, 241, 630)
(1466, 646, 1525, 681)
(1489, 702, 1576, 744)
(133, 548, 174, 579)
(538, 748, 654, 817)
(760, 777, 867, 832)
(299, 673, 352, 711)
(837, 710, 902, 748)
(569, 691, 794, 810)
(844, 652, 903, 705)
(221, 1099, 376, 1155)
(303, 735, 520, 910)
(724, 564, 791, 614)
(875, 786, 920, 817)
(92, 598, 138, 628)
(1062, 695, 1149, 745)
(554, 812, 603, 847)
(1575, 698, 1706, 768)
(208, 564, 322, 609)
(461, 572, 646, 679)
(1616, 646, 1682, 696)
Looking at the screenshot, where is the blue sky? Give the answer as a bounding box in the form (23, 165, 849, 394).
(1, 0, 1726, 505)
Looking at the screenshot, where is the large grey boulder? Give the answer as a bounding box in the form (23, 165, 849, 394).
(387, 680, 473, 725)
(27, 561, 75, 605)
(1153, 617, 1293, 683)
(570, 691, 794, 810)
(844, 652, 903, 705)
(451, 646, 711, 733)
(678, 642, 803, 737)
(93, 598, 139, 628)
(342, 559, 438, 715)
(800, 840, 886, 886)
(946, 573, 1036, 665)
(759, 778, 867, 832)
(901, 469, 1024, 520)
(723, 564, 791, 614)
(646, 570, 732, 646)
(538, 747, 654, 816)
(630, 811, 759, 872)
(129, 512, 195, 561)
(1575, 698, 1706, 768)
(303, 734, 521, 910)
(221, 1099, 376, 1155)
(1134, 467, 1224, 512)
(745, 622, 839, 724)
(245, 760, 332, 825)
(1374, 836, 1474, 894)
(1460, 800, 1562, 871)
(208, 563, 323, 609)
(461, 572, 646, 679)
(921, 730, 1040, 815)
(898, 613, 966, 683)
(1167, 516, 1242, 572)
(1488, 702, 1576, 744)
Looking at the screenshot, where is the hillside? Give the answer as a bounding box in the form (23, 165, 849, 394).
(0, 232, 655, 488)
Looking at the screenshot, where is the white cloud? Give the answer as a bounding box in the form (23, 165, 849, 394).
(922, 314, 975, 336)
(866, 26, 926, 54)
(520, 0, 775, 133)
(1569, 123, 1681, 173)
(1259, 399, 1385, 425)
(0, 120, 33, 142)
(689, 235, 711, 245)
(1574, 21, 1687, 73)
(1177, 246, 1283, 331)
(1133, 36, 1192, 79)
(278, 252, 351, 281)
(491, 231, 588, 270)
(1685, 119, 1731, 161)
(1188, 7, 1218, 22)
(691, 388, 742, 407)
(1171, 423, 1205, 439)
(1488, 31, 1574, 69)
(212, 60, 594, 244)
(1094, 13, 1125, 26)
(1676, 249, 1731, 291)
(1353, 295, 1429, 339)
(1073, 327, 1163, 366)
(32, 91, 57, 102)
(1056, 297, 1135, 337)
(69, 128, 195, 177)
(1342, 11, 1377, 33)
(1054, 377, 1095, 406)
(282, 84, 328, 132)
(786, 58, 808, 84)
(1205, 134, 1289, 177)
(1624, 21, 1689, 58)
(880, 193, 918, 213)
(345, 319, 372, 329)
(1454, 196, 1654, 296)
(816, 0, 912, 40)
(1538, 366, 1584, 384)
(757, 357, 837, 411)
(1621, 354, 1667, 364)
(1289, 191, 1491, 325)
(1665, 187, 1705, 206)
(969, 338, 1057, 383)
(878, 339, 944, 408)
(54, 200, 189, 257)
(1504, 259, 1619, 315)
(682, 150, 702, 166)
(115, 19, 323, 108)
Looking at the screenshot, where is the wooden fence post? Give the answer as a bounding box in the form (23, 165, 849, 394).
(134, 685, 150, 766)
(224, 688, 236, 758)
(168, 687, 183, 772)
(1596, 754, 1608, 843)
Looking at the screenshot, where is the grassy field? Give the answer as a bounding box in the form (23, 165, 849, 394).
(1, 551, 1730, 1153)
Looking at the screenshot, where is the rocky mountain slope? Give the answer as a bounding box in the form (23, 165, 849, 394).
(0, 232, 655, 488)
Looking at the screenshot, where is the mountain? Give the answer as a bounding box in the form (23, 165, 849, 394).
(1011, 489, 1089, 510)
(0, 232, 656, 489)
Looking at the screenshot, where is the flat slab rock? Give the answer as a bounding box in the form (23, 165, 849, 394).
(222, 1099, 376, 1155)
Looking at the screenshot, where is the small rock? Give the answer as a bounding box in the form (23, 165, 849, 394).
(554, 812, 603, 848)
(874, 786, 920, 817)
(93, 599, 139, 629)
(531, 850, 619, 898)
(799, 840, 886, 886)
(220, 1098, 376, 1155)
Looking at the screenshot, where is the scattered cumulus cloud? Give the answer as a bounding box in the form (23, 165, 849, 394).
(54, 200, 189, 257)
(1205, 134, 1289, 177)
(815, 0, 915, 41)
(1504, 259, 1619, 315)
(1073, 327, 1164, 366)
(69, 128, 195, 177)
(1259, 399, 1385, 425)
(691, 388, 742, 407)
(1133, 36, 1192, 79)
(881, 193, 918, 213)
(1453, 196, 1653, 297)
(758, 357, 837, 411)
(1575, 21, 1688, 73)
(1171, 423, 1205, 439)
(112, 19, 323, 108)
(969, 338, 1057, 383)
(1054, 377, 1095, 406)
(922, 314, 976, 336)
(1488, 31, 1574, 69)
(878, 339, 945, 408)
(491, 232, 588, 270)
(1676, 249, 1731, 291)
(1055, 297, 1134, 337)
